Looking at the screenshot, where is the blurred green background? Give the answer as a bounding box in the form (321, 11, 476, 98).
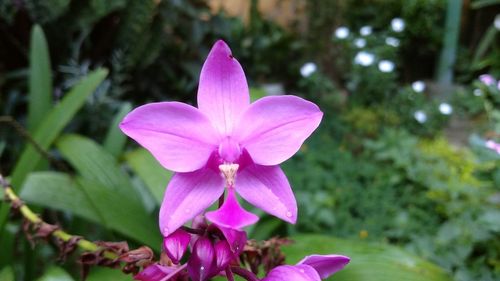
(0, 0, 499, 280)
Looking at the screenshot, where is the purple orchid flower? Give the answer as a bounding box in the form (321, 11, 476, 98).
(262, 254, 350, 281)
(120, 40, 323, 236)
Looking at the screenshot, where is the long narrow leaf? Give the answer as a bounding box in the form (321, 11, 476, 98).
(20, 172, 161, 248)
(124, 148, 171, 205)
(28, 25, 53, 131)
(103, 102, 132, 157)
(10, 69, 108, 189)
(56, 134, 140, 202)
(0, 69, 108, 233)
(20, 172, 100, 223)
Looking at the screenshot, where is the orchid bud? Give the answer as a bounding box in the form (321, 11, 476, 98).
(188, 237, 215, 281)
(214, 240, 233, 272)
(163, 228, 191, 264)
(210, 224, 247, 256)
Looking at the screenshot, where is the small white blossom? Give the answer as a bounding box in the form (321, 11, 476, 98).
(378, 60, 395, 72)
(354, 51, 375, 66)
(495, 14, 500, 30)
(335, 26, 350, 39)
(473, 89, 483, 96)
(439, 103, 453, 115)
(354, 38, 366, 48)
(411, 81, 426, 93)
(414, 110, 427, 123)
(391, 18, 405, 32)
(385, 37, 400, 47)
(360, 26, 372, 36)
(300, 62, 317, 77)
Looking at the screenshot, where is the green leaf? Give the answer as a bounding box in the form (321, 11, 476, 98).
(0, 266, 14, 281)
(10, 68, 108, 189)
(124, 148, 171, 205)
(103, 102, 132, 157)
(471, 26, 497, 69)
(28, 24, 53, 131)
(77, 178, 161, 248)
(56, 134, 138, 201)
(20, 172, 161, 249)
(0, 68, 108, 236)
(20, 172, 99, 222)
(283, 235, 452, 281)
(86, 268, 133, 281)
(36, 266, 74, 281)
(56, 134, 161, 247)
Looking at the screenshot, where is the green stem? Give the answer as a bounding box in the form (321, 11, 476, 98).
(1, 176, 117, 260)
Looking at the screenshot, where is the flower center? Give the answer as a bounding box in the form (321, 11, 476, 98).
(218, 137, 241, 163)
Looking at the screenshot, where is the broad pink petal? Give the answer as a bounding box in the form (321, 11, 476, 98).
(205, 188, 259, 229)
(234, 95, 322, 166)
(236, 164, 297, 224)
(298, 254, 350, 279)
(159, 168, 224, 236)
(197, 40, 250, 135)
(163, 228, 191, 264)
(120, 102, 219, 173)
(263, 265, 320, 281)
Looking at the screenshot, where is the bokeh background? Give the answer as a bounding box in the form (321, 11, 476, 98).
(0, 0, 499, 280)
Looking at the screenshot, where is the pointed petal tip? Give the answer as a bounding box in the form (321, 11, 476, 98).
(212, 39, 231, 54)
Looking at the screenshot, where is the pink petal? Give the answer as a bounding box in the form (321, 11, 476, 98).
(120, 102, 219, 173)
(188, 237, 216, 281)
(263, 265, 320, 281)
(197, 40, 250, 135)
(298, 254, 350, 279)
(234, 95, 322, 166)
(235, 164, 297, 224)
(209, 224, 247, 256)
(214, 240, 233, 272)
(134, 264, 173, 281)
(159, 168, 224, 236)
(163, 228, 191, 264)
(205, 188, 259, 229)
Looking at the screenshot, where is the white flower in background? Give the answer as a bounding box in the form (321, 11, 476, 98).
(414, 110, 427, 123)
(473, 89, 483, 96)
(391, 18, 405, 32)
(411, 81, 426, 92)
(300, 62, 317, 77)
(354, 38, 366, 48)
(335, 26, 350, 39)
(439, 103, 453, 115)
(378, 60, 395, 72)
(360, 26, 373, 36)
(495, 14, 500, 30)
(354, 51, 375, 66)
(385, 37, 400, 47)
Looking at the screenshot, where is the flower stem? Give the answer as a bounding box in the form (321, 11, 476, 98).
(226, 268, 235, 281)
(0, 175, 117, 260)
(231, 266, 259, 281)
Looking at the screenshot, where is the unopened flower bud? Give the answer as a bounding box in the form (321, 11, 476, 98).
(163, 228, 191, 264)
